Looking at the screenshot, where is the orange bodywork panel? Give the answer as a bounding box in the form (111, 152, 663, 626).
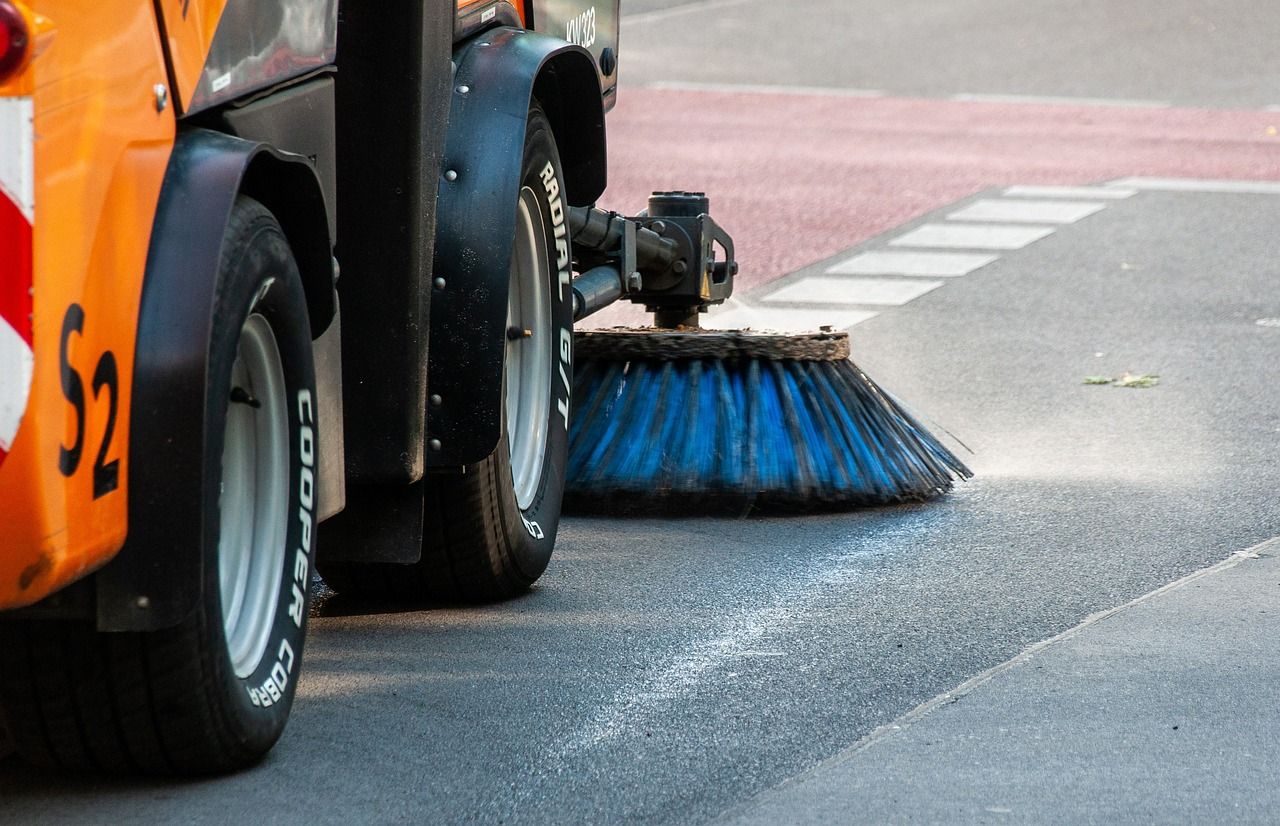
(154, 0, 229, 114)
(0, 0, 175, 609)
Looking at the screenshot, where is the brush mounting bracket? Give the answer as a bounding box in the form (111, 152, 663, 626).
(569, 192, 737, 327)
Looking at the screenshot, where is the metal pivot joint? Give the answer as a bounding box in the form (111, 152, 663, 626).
(569, 191, 737, 328)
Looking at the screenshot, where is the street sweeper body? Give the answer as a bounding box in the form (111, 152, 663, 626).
(0, 0, 967, 774)
(0, 0, 639, 773)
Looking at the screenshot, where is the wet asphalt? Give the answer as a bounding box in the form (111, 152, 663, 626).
(5, 186, 1279, 824)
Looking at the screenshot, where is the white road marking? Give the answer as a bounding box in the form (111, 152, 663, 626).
(705, 302, 878, 332)
(643, 81, 885, 98)
(698, 176, 1280, 342)
(552, 601, 788, 758)
(623, 0, 753, 24)
(763, 276, 944, 307)
(947, 199, 1107, 224)
(685, 177, 1280, 374)
(544, 526, 932, 764)
(890, 223, 1056, 250)
(1004, 185, 1137, 200)
(826, 250, 998, 278)
(1265, 105, 1280, 112)
(951, 92, 1171, 109)
(1106, 177, 1280, 195)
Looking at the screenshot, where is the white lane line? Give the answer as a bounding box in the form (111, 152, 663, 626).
(643, 81, 885, 98)
(762, 276, 944, 307)
(947, 199, 1106, 225)
(890, 223, 1056, 250)
(951, 92, 1171, 109)
(1107, 176, 1280, 195)
(623, 0, 753, 24)
(1265, 105, 1280, 112)
(826, 250, 998, 278)
(705, 302, 879, 332)
(1004, 185, 1137, 200)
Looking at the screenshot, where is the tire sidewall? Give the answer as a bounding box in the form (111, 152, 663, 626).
(202, 200, 317, 749)
(497, 107, 573, 579)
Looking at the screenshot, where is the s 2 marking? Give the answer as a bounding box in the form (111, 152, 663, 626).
(57, 303, 120, 498)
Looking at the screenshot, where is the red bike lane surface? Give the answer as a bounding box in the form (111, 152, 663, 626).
(599, 87, 1280, 293)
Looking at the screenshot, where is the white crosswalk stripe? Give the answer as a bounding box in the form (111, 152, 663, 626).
(644, 81, 885, 99)
(1107, 177, 1280, 195)
(947, 199, 1106, 224)
(706, 302, 878, 332)
(763, 276, 944, 307)
(1004, 185, 1136, 200)
(950, 92, 1170, 108)
(826, 250, 998, 277)
(890, 223, 1056, 250)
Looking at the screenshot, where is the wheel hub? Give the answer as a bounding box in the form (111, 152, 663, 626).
(505, 186, 554, 511)
(219, 312, 290, 680)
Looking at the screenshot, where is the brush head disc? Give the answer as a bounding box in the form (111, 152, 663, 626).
(566, 327, 971, 514)
(574, 327, 850, 362)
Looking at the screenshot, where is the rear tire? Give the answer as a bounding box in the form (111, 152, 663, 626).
(319, 103, 571, 603)
(0, 197, 317, 774)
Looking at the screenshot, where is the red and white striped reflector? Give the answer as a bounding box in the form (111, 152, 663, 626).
(0, 95, 33, 468)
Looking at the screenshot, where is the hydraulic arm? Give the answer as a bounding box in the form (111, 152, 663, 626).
(570, 191, 737, 327)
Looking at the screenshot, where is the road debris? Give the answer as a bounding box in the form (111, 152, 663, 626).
(1083, 373, 1160, 388)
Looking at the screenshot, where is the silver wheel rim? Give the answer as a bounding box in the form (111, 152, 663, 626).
(506, 186, 554, 511)
(219, 312, 290, 680)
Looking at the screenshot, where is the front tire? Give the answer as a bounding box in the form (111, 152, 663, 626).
(320, 103, 572, 603)
(0, 197, 317, 774)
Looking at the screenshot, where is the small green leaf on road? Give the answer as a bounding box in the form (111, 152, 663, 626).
(1083, 373, 1160, 388)
(1115, 372, 1160, 388)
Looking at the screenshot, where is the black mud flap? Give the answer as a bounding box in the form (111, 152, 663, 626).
(426, 28, 605, 470)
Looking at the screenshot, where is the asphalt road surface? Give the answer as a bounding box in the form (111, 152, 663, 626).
(4, 1, 1278, 822)
(620, 0, 1280, 108)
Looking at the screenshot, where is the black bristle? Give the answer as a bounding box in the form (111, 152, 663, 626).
(565, 346, 971, 514)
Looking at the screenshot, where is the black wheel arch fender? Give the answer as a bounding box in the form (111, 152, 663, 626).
(94, 128, 333, 632)
(427, 27, 605, 468)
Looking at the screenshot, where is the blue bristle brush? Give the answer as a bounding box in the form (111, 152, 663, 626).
(565, 328, 970, 512)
